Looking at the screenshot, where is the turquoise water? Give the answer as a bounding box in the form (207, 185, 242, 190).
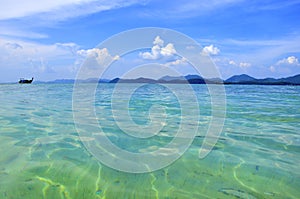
(0, 83, 299, 198)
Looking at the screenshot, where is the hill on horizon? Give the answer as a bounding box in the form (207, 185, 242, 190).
(32, 74, 300, 85)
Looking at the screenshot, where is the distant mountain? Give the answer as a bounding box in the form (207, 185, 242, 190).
(158, 75, 205, 84)
(109, 78, 120, 83)
(187, 78, 205, 84)
(225, 74, 300, 85)
(279, 74, 300, 84)
(184, 74, 203, 80)
(109, 77, 157, 83)
(109, 75, 223, 84)
(225, 74, 257, 83)
(83, 78, 111, 83)
(33, 74, 300, 85)
(36, 78, 110, 84)
(259, 78, 278, 84)
(110, 74, 300, 85)
(206, 77, 224, 84)
(51, 79, 75, 84)
(159, 75, 185, 81)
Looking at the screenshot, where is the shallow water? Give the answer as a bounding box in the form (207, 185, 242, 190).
(0, 83, 299, 198)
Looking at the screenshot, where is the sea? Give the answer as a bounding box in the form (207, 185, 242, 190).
(0, 83, 299, 199)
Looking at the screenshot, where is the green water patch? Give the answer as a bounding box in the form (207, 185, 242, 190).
(1, 136, 300, 199)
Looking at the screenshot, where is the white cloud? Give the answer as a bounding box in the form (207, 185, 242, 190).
(269, 56, 300, 73)
(56, 42, 79, 55)
(228, 60, 251, 68)
(139, 36, 189, 68)
(37, 57, 55, 73)
(140, 45, 161, 59)
(286, 56, 299, 65)
(239, 62, 251, 68)
(0, 0, 142, 20)
(77, 48, 120, 67)
(200, 36, 300, 66)
(222, 38, 288, 46)
(153, 36, 164, 46)
(75, 48, 121, 79)
(202, 44, 220, 55)
(0, 0, 82, 20)
(269, 65, 275, 72)
(140, 36, 177, 60)
(0, 26, 49, 39)
(276, 56, 299, 66)
(0, 1, 145, 40)
(164, 57, 188, 67)
(0, 38, 81, 81)
(0, 38, 77, 60)
(228, 60, 237, 65)
(147, 0, 243, 19)
(161, 43, 177, 57)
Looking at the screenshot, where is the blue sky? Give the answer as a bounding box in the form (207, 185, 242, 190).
(0, 0, 300, 82)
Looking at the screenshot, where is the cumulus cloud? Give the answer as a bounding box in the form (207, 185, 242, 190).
(228, 60, 236, 65)
(276, 56, 299, 66)
(55, 42, 79, 55)
(153, 35, 164, 46)
(269, 56, 300, 73)
(140, 36, 177, 60)
(0, 38, 84, 81)
(139, 36, 190, 68)
(229, 60, 251, 68)
(141, 45, 161, 59)
(161, 43, 177, 57)
(201, 44, 220, 55)
(77, 48, 120, 67)
(239, 62, 251, 68)
(164, 57, 188, 67)
(0, 38, 75, 60)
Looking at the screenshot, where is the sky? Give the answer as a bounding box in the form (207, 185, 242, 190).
(0, 0, 300, 82)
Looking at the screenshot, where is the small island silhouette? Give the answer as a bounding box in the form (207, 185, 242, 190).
(41, 74, 300, 85)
